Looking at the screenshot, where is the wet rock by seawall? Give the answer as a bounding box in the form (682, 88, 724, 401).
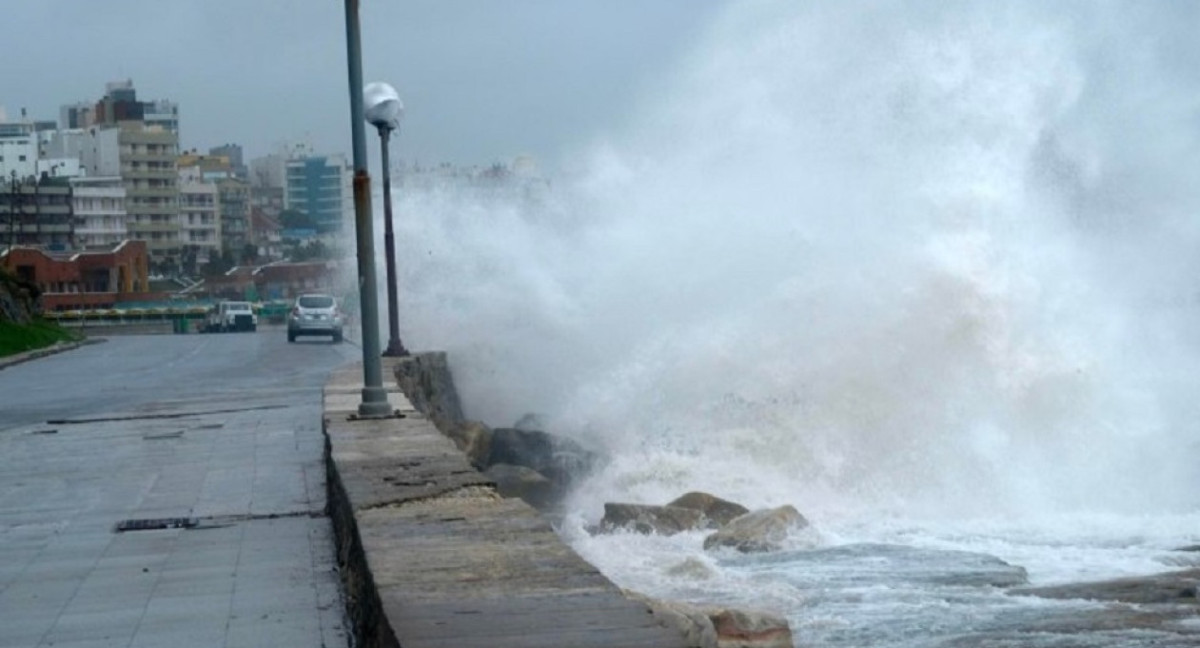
(601, 502, 707, 535)
(1012, 568, 1200, 605)
(704, 505, 810, 553)
(628, 591, 795, 648)
(668, 492, 751, 527)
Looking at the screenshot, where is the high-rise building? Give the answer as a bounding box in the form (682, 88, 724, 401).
(284, 153, 351, 235)
(81, 122, 180, 271)
(74, 81, 183, 273)
(60, 102, 95, 129)
(93, 79, 144, 124)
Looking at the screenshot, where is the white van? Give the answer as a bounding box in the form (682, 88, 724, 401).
(204, 301, 258, 333)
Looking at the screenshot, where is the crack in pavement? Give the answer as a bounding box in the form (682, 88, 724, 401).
(47, 403, 290, 424)
(116, 509, 326, 533)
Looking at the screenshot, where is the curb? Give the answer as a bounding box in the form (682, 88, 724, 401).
(0, 338, 106, 371)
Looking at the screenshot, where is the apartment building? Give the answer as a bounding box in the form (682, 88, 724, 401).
(284, 153, 352, 236)
(177, 166, 220, 265)
(82, 122, 180, 271)
(217, 178, 250, 259)
(1, 175, 74, 250)
(0, 121, 37, 180)
(71, 176, 127, 250)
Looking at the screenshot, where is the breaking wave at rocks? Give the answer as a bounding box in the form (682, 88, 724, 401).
(382, 2, 1200, 643)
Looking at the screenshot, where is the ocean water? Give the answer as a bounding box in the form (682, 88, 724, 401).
(383, 1, 1200, 644)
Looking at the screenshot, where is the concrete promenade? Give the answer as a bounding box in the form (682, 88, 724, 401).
(1, 338, 689, 647)
(0, 336, 350, 648)
(324, 359, 690, 648)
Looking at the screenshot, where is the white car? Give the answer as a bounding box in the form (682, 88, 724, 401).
(287, 294, 344, 343)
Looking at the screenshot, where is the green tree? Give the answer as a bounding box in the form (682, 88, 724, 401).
(280, 209, 315, 230)
(241, 243, 259, 265)
(204, 249, 236, 276)
(289, 239, 330, 262)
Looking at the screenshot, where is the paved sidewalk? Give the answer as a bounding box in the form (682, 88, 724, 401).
(0, 392, 348, 647)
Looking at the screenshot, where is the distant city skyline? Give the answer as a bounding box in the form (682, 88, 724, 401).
(0, 1, 728, 171)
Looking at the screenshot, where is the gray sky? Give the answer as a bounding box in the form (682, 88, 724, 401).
(0, 1, 729, 170)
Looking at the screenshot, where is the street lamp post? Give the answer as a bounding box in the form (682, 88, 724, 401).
(342, 0, 392, 419)
(364, 82, 408, 357)
(7, 171, 16, 254)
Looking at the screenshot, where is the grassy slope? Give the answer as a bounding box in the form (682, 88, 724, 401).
(0, 319, 83, 357)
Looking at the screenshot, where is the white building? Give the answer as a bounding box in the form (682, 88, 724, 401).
(0, 121, 38, 181)
(71, 176, 127, 249)
(178, 165, 221, 264)
(43, 129, 88, 161)
(37, 158, 83, 179)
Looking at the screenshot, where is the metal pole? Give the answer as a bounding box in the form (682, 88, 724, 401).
(7, 171, 15, 260)
(379, 127, 408, 357)
(34, 175, 40, 245)
(344, 0, 392, 418)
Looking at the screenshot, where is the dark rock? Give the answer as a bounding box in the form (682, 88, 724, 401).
(1011, 568, 1200, 605)
(703, 506, 808, 553)
(488, 427, 597, 489)
(667, 492, 750, 528)
(664, 557, 716, 580)
(600, 503, 706, 536)
(483, 464, 556, 510)
(0, 270, 40, 325)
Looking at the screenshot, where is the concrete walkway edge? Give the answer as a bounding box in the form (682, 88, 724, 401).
(323, 358, 690, 648)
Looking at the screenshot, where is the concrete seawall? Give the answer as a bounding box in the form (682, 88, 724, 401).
(323, 355, 690, 648)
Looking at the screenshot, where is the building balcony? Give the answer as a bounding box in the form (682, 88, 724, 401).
(121, 151, 174, 163)
(128, 223, 180, 235)
(124, 169, 177, 182)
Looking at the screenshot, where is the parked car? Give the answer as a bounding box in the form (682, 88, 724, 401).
(287, 294, 343, 343)
(203, 301, 257, 333)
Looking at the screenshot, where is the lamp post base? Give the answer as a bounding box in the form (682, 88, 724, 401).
(382, 339, 409, 357)
(356, 387, 394, 419)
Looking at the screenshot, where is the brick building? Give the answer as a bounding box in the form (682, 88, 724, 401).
(0, 240, 151, 310)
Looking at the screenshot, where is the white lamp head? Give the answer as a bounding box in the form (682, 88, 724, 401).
(364, 82, 403, 130)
